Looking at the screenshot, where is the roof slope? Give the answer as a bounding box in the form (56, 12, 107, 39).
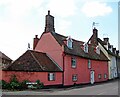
(51, 32, 108, 61)
(97, 38, 119, 57)
(0, 51, 12, 61)
(4, 50, 62, 72)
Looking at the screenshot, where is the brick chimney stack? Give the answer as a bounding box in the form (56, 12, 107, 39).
(33, 35, 39, 50)
(90, 27, 98, 46)
(93, 27, 98, 38)
(44, 10, 55, 33)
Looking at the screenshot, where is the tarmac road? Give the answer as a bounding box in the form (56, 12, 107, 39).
(2, 79, 119, 96)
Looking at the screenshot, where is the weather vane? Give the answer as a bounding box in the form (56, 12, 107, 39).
(92, 22, 99, 29)
(27, 43, 30, 50)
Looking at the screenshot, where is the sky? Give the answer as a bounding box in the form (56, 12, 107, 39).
(0, 0, 119, 60)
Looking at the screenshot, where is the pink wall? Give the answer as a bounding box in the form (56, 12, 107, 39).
(35, 32, 63, 69)
(63, 55, 108, 86)
(64, 55, 90, 86)
(92, 60, 108, 82)
(2, 71, 62, 86)
(1, 58, 108, 86)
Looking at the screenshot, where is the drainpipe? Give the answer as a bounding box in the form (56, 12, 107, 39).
(62, 45, 65, 86)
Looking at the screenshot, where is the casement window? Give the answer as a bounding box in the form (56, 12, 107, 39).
(71, 57, 76, 68)
(48, 73, 55, 81)
(96, 46, 100, 54)
(84, 43, 88, 53)
(88, 59, 91, 69)
(98, 74, 102, 79)
(104, 74, 107, 79)
(67, 36, 73, 49)
(72, 74, 77, 82)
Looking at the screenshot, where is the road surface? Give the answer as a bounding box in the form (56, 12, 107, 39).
(2, 80, 119, 96)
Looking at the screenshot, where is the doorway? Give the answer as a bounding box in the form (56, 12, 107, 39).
(90, 70, 95, 84)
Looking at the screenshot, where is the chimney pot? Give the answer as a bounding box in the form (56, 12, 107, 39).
(93, 28, 98, 37)
(35, 35, 38, 38)
(48, 10, 50, 15)
(113, 48, 116, 54)
(103, 38, 109, 44)
(116, 50, 119, 55)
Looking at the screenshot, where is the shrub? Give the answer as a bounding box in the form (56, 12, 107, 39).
(39, 82, 44, 89)
(9, 75, 21, 90)
(21, 80, 30, 89)
(36, 80, 44, 89)
(1, 80, 10, 89)
(1, 76, 44, 90)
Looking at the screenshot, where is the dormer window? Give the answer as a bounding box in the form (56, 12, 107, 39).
(67, 36, 73, 49)
(84, 43, 88, 53)
(109, 45, 113, 52)
(96, 46, 100, 54)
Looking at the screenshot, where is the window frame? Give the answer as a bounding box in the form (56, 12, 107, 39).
(84, 43, 88, 53)
(96, 46, 100, 54)
(88, 59, 91, 69)
(48, 73, 55, 81)
(104, 74, 107, 79)
(72, 74, 78, 82)
(67, 38, 73, 49)
(98, 74, 102, 79)
(71, 57, 76, 68)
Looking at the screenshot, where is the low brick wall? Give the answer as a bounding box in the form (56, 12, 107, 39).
(1, 71, 62, 86)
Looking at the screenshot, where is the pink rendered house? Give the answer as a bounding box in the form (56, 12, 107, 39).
(2, 11, 109, 87)
(33, 11, 109, 86)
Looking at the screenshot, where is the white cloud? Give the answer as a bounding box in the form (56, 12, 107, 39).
(0, 0, 45, 60)
(81, 1, 112, 17)
(0, 0, 115, 60)
(0, 0, 76, 60)
(47, 0, 77, 18)
(0, 0, 44, 19)
(56, 19, 72, 35)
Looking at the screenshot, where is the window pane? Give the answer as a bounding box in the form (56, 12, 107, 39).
(98, 74, 102, 79)
(88, 59, 91, 69)
(104, 74, 107, 79)
(48, 73, 55, 81)
(71, 58, 76, 68)
(67, 39, 73, 49)
(72, 74, 77, 81)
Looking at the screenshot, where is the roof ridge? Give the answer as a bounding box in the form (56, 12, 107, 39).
(54, 33, 67, 38)
(28, 50, 46, 54)
(54, 32, 84, 43)
(29, 51, 45, 70)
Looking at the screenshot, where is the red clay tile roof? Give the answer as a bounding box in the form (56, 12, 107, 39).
(0, 51, 12, 61)
(4, 50, 62, 72)
(50, 32, 109, 61)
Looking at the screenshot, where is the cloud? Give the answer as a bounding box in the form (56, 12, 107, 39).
(47, 0, 77, 18)
(0, 0, 45, 60)
(81, 1, 112, 17)
(56, 19, 72, 35)
(0, 0, 44, 19)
